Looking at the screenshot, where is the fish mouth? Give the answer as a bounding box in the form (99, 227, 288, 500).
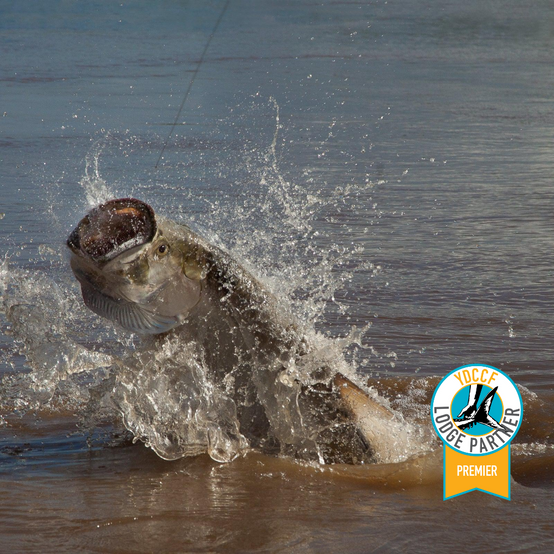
(67, 198, 182, 334)
(67, 198, 157, 263)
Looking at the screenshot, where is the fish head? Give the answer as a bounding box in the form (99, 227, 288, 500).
(67, 198, 203, 334)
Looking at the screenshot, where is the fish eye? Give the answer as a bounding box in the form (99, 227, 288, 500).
(156, 243, 169, 257)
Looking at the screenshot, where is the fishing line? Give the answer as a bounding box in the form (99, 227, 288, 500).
(155, 0, 231, 168)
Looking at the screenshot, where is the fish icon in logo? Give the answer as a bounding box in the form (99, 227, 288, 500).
(454, 384, 509, 433)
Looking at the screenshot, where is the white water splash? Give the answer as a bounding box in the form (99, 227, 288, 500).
(0, 262, 115, 411)
(0, 101, 432, 465)
(81, 135, 118, 207)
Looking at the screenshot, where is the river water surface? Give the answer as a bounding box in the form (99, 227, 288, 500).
(1, 1, 554, 552)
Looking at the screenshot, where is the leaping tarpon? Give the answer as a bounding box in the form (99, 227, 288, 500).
(67, 198, 411, 464)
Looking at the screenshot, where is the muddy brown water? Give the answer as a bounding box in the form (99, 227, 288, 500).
(2, 0, 554, 552)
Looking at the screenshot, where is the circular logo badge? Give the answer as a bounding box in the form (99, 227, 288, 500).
(431, 364, 523, 456)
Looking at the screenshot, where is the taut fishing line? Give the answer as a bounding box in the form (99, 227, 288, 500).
(155, 0, 231, 168)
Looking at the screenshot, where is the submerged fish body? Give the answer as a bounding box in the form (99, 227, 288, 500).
(68, 198, 412, 464)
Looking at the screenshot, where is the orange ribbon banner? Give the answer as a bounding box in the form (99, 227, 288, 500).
(444, 444, 511, 500)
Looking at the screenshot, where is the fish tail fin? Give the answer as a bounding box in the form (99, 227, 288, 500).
(473, 386, 507, 430)
(333, 373, 420, 464)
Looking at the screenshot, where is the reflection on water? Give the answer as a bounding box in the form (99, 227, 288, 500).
(0, 421, 553, 553)
(2, 0, 554, 552)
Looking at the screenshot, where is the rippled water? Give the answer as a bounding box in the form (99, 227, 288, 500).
(1, 0, 554, 552)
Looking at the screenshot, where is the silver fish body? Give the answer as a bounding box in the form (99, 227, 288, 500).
(68, 199, 400, 464)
